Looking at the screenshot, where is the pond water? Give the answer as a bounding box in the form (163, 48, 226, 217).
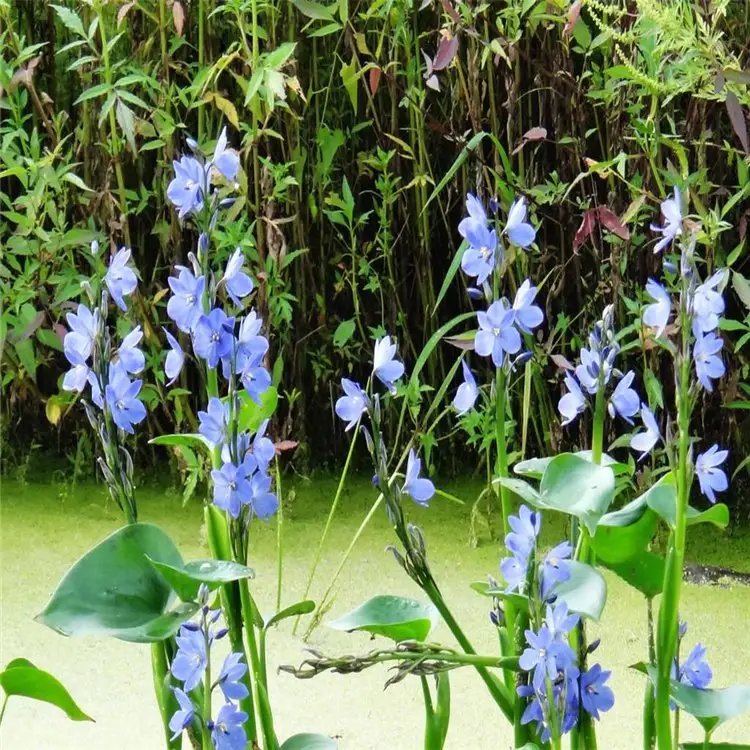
(2, 476, 749, 748)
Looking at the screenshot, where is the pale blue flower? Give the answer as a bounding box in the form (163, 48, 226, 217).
(171, 625, 207, 691)
(168, 266, 205, 333)
(677, 643, 712, 690)
(210, 127, 240, 183)
(250, 419, 275, 473)
(692, 269, 726, 334)
(164, 329, 184, 384)
(643, 279, 671, 338)
(168, 688, 194, 740)
(105, 248, 138, 311)
(558, 373, 586, 426)
(372, 335, 405, 392)
(453, 360, 478, 414)
(475, 301, 521, 367)
(630, 404, 660, 460)
(235, 311, 269, 373)
(457, 193, 488, 239)
(198, 397, 229, 447)
(608, 370, 639, 424)
(210, 703, 248, 750)
(217, 652, 248, 701)
(695, 444, 728, 504)
(212, 457, 255, 518)
(512, 279, 544, 333)
(504, 196, 536, 248)
(693, 331, 725, 391)
(335, 378, 368, 430)
(545, 602, 579, 641)
(239, 353, 272, 405)
(650, 188, 682, 253)
(64, 303, 98, 362)
(105, 363, 146, 433)
(222, 248, 254, 306)
(460, 222, 497, 285)
(249, 471, 278, 518)
(194, 309, 235, 368)
(167, 154, 207, 219)
(117, 326, 145, 374)
(580, 664, 615, 720)
(402, 448, 435, 507)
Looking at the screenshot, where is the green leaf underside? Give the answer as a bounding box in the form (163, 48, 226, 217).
(36, 524, 197, 643)
(148, 558, 256, 603)
(644, 474, 730, 529)
(0, 660, 93, 721)
(514, 451, 631, 479)
(328, 595, 440, 642)
(280, 734, 338, 750)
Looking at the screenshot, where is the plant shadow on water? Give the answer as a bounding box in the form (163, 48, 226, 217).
(2, 477, 749, 749)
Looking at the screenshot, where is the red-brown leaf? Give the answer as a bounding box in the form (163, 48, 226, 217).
(574, 206, 629, 251)
(440, 0, 461, 23)
(596, 206, 629, 241)
(432, 35, 458, 71)
(725, 91, 749, 154)
(573, 209, 596, 252)
(172, 1, 185, 37)
(551, 354, 575, 372)
(274, 440, 298, 454)
(369, 66, 382, 96)
(564, 1, 582, 38)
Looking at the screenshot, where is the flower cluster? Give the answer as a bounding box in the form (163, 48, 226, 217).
(500, 505, 614, 742)
(169, 586, 249, 750)
(165, 129, 277, 521)
(334, 336, 435, 507)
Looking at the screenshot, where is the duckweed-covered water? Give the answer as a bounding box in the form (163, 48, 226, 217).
(2, 477, 749, 749)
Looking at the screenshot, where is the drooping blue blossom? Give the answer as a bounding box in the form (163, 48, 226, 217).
(539, 541, 573, 601)
(164, 329, 185, 384)
(693, 331, 725, 392)
(168, 688, 195, 740)
(248, 471, 278, 519)
(211, 457, 254, 518)
(167, 154, 207, 219)
(402, 448, 435, 507)
(251, 419, 276, 473)
(643, 279, 671, 338)
(335, 378, 368, 430)
(210, 703, 248, 750)
(216, 652, 249, 702)
(372, 335, 405, 392)
(475, 301, 521, 367)
(168, 266, 206, 333)
(504, 196, 536, 248)
(194, 309, 235, 368)
(210, 127, 240, 183)
(222, 248, 254, 306)
(580, 664, 615, 720)
(695, 444, 728, 504)
(677, 643, 712, 690)
(692, 269, 726, 334)
(453, 360, 478, 415)
(558, 373, 586, 426)
(520, 624, 576, 691)
(171, 625, 207, 692)
(608, 370, 639, 424)
(198, 397, 229, 447)
(650, 188, 682, 253)
(104, 248, 138, 311)
(630, 404, 660, 460)
(105, 363, 147, 433)
(512, 279, 544, 334)
(117, 326, 145, 374)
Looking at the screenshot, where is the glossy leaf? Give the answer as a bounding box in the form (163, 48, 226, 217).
(591, 499, 658, 564)
(548, 560, 607, 621)
(602, 550, 665, 598)
(148, 558, 255, 602)
(280, 734, 338, 750)
(328, 595, 439, 642)
(265, 600, 315, 630)
(237, 386, 278, 433)
(514, 451, 632, 479)
(37, 524, 197, 643)
(0, 659, 93, 721)
(149, 432, 211, 450)
(645, 475, 730, 529)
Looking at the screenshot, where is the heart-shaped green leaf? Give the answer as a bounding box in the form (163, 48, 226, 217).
(328, 595, 439, 642)
(36, 523, 197, 643)
(280, 734, 338, 750)
(591, 496, 658, 564)
(548, 560, 607, 621)
(0, 659, 93, 721)
(148, 558, 255, 602)
(645, 474, 730, 530)
(601, 550, 665, 598)
(514, 451, 631, 479)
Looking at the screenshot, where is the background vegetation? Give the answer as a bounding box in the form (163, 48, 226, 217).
(1, 0, 748, 512)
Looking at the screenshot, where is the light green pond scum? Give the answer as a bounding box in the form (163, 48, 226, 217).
(1, 477, 749, 749)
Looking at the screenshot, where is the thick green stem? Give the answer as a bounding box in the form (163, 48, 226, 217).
(151, 641, 181, 750)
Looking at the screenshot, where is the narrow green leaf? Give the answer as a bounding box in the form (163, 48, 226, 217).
(265, 600, 315, 630)
(291, 0, 336, 21)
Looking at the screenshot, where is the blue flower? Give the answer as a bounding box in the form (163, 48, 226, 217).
(210, 127, 240, 183)
(168, 688, 195, 740)
(235, 312, 269, 372)
(105, 364, 146, 433)
(520, 625, 576, 691)
(168, 266, 206, 333)
(580, 664, 615, 720)
(239, 354, 272, 405)
(453, 360, 478, 415)
(167, 154, 207, 219)
(372, 335, 405, 392)
(251, 419, 276, 473)
(198, 397, 229, 447)
(402, 448, 435, 507)
(457, 193, 488, 239)
(575, 347, 611, 394)
(171, 625, 207, 691)
(164, 329, 185, 384)
(512, 279, 544, 334)
(335, 378, 368, 430)
(693, 331, 725, 392)
(540, 541, 573, 601)
(460, 223, 497, 285)
(249, 471, 278, 518)
(222, 249, 254, 306)
(643, 279, 671, 338)
(117, 326, 145, 374)
(630, 404, 660, 460)
(105, 248, 138, 311)
(217, 652, 249, 702)
(475, 301, 521, 367)
(692, 269, 725, 334)
(677, 643, 712, 690)
(650, 188, 682, 253)
(211, 457, 254, 518)
(500, 505, 539, 593)
(545, 602, 579, 641)
(695, 444, 728, 504)
(558, 373, 586, 426)
(608, 370, 639, 424)
(504, 196, 536, 248)
(210, 702, 248, 750)
(194, 309, 235, 368)
(62, 304, 98, 392)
